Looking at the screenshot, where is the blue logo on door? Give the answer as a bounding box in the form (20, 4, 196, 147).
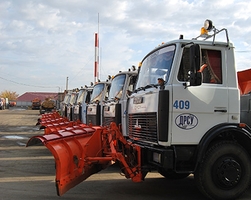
(175, 113, 198, 130)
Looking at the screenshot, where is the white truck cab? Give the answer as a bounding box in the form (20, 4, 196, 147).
(86, 79, 111, 126)
(66, 90, 78, 121)
(127, 20, 250, 200)
(72, 86, 93, 123)
(103, 68, 138, 136)
(61, 90, 72, 117)
(129, 40, 238, 145)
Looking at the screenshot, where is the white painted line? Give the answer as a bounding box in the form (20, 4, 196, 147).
(0, 176, 55, 182)
(0, 156, 53, 161)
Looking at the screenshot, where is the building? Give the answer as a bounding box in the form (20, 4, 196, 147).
(17, 92, 61, 107)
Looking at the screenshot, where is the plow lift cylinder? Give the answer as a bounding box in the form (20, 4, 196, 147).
(27, 122, 144, 196)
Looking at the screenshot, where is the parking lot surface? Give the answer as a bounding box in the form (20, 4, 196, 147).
(1, 108, 251, 200)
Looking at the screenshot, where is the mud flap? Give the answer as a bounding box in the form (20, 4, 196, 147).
(27, 126, 111, 196)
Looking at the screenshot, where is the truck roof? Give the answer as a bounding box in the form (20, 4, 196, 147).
(113, 70, 138, 77)
(141, 38, 234, 64)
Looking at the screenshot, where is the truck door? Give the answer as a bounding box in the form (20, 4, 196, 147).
(172, 47, 228, 144)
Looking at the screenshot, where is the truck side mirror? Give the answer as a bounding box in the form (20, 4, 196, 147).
(189, 44, 202, 86)
(190, 72, 202, 86)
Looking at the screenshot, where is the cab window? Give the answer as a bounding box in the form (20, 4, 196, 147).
(178, 48, 222, 84)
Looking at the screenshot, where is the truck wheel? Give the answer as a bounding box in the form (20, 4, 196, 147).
(194, 141, 251, 200)
(158, 169, 190, 179)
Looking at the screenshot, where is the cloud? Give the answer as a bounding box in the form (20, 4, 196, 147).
(0, 0, 251, 95)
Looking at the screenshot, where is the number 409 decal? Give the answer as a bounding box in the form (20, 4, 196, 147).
(173, 100, 190, 109)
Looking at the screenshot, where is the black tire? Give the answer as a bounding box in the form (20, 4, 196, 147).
(194, 141, 251, 200)
(158, 169, 190, 180)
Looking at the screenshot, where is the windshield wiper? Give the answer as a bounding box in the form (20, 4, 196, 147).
(134, 87, 145, 93)
(115, 96, 120, 101)
(134, 84, 158, 93)
(144, 84, 158, 89)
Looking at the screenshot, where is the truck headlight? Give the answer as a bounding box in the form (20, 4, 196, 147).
(204, 19, 213, 31)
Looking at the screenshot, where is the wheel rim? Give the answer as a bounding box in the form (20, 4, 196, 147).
(214, 157, 242, 189)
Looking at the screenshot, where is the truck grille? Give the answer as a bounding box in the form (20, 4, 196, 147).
(103, 117, 115, 127)
(87, 115, 97, 125)
(128, 112, 157, 143)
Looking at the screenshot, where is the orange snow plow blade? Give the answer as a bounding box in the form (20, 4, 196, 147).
(36, 111, 62, 126)
(238, 68, 251, 95)
(26, 123, 143, 196)
(43, 121, 83, 134)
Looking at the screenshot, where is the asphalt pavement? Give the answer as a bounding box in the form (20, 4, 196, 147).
(1, 108, 251, 200)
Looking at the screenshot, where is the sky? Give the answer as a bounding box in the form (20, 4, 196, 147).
(0, 0, 251, 96)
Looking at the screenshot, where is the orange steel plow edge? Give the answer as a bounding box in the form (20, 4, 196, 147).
(27, 122, 142, 196)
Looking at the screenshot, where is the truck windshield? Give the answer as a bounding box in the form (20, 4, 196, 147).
(76, 90, 85, 104)
(108, 74, 126, 100)
(69, 93, 78, 105)
(90, 83, 105, 103)
(63, 94, 71, 104)
(135, 45, 175, 90)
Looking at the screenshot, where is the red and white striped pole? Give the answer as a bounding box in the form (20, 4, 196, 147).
(94, 32, 99, 83)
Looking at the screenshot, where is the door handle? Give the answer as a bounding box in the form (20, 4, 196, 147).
(214, 109, 227, 113)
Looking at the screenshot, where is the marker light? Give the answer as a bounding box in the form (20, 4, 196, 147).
(204, 19, 213, 31)
(239, 123, 246, 128)
(200, 27, 208, 35)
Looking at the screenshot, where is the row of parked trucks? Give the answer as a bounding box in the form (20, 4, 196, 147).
(28, 20, 251, 200)
(0, 97, 15, 109)
(61, 68, 137, 133)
